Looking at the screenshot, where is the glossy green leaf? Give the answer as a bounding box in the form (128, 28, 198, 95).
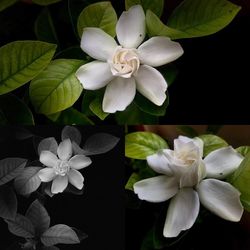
(125, 172, 140, 191)
(26, 199, 50, 235)
(38, 137, 58, 155)
(61, 126, 81, 145)
(89, 96, 109, 120)
(14, 167, 42, 195)
(30, 59, 83, 115)
(0, 41, 56, 95)
(0, 158, 27, 186)
(77, 1, 117, 37)
(198, 134, 228, 157)
(236, 146, 250, 157)
(0, 94, 34, 125)
(32, 0, 61, 6)
(125, 0, 164, 17)
(0, 0, 17, 12)
(41, 224, 80, 246)
(0, 186, 17, 220)
(167, 0, 241, 39)
(126, 132, 168, 159)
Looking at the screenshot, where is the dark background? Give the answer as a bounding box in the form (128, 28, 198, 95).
(0, 125, 124, 250)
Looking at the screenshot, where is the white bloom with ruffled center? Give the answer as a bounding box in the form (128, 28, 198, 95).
(38, 139, 92, 194)
(134, 136, 244, 238)
(76, 5, 183, 113)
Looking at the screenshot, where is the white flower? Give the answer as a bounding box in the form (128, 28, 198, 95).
(134, 136, 244, 238)
(76, 5, 183, 113)
(38, 139, 92, 194)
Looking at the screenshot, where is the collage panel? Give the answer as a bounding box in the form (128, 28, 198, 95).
(0, 125, 124, 250)
(125, 125, 250, 250)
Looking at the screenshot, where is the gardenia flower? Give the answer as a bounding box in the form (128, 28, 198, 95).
(134, 136, 244, 238)
(38, 139, 92, 194)
(76, 5, 183, 113)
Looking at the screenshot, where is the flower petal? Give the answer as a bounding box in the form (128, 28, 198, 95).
(138, 37, 183, 67)
(57, 139, 72, 161)
(204, 146, 244, 179)
(197, 179, 243, 221)
(38, 168, 56, 182)
(102, 77, 136, 113)
(40, 151, 58, 168)
(76, 61, 114, 90)
(135, 65, 167, 106)
(51, 175, 68, 194)
(134, 175, 178, 203)
(81, 27, 117, 61)
(68, 169, 84, 190)
(163, 188, 199, 238)
(116, 5, 145, 48)
(69, 155, 92, 170)
(146, 150, 173, 176)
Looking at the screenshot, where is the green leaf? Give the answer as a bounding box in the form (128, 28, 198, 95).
(146, 10, 186, 39)
(125, 0, 164, 17)
(126, 132, 168, 159)
(41, 224, 80, 246)
(236, 146, 250, 157)
(77, 1, 117, 38)
(140, 229, 155, 250)
(0, 186, 17, 220)
(198, 134, 228, 157)
(167, 0, 241, 39)
(0, 158, 27, 186)
(34, 8, 59, 44)
(30, 59, 83, 115)
(0, 94, 34, 125)
(229, 153, 250, 212)
(32, 0, 62, 6)
(38, 137, 58, 155)
(135, 92, 169, 116)
(56, 108, 94, 125)
(89, 96, 109, 120)
(14, 167, 42, 195)
(125, 172, 141, 191)
(25, 200, 50, 236)
(5, 214, 35, 238)
(61, 126, 81, 145)
(177, 125, 199, 137)
(0, 41, 56, 95)
(0, 0, 17, 12)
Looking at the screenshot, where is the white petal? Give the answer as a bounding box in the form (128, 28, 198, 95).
(116, 5, 145, 48)
(135, 65, 167, 106)
(38, 168, 56, 182)
(204, 146, 244, 179)
(69, 155, 92, 170)
(197, 179, 243, 222)
(68, 169, 84, 190)
(40, 151, 58, 168)
(133, 176, 178, 203)
(57, 139, 72, 161)
(76, 61, 114, 90)
(102, 77, 136, 113)
(163, 188, 199, 238)
(81, 27, 117, 61)
(51, 175, 68, 194)
(146, 150, 173, 176)
(138, 37, 184, 67)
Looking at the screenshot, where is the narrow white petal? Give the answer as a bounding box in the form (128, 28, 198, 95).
(38, 168, 56, 182)
(134, 176, 178, 203)
(81, 27, 117, 61)
(197, 179, 243, 222)
(138, 37, 183, 67)
(57, 139, 72, 161)
(204, 146, 244, 179)
(40, 151, 58, 168)
(76, 61, 114, 90)
(102, 77, 136, 113)
(68, 169, 84, 190)
(116, 5, 145, 48)
(146, 150, 173, 176)
(164, 188, 199, 238)
(51, 175, 68, 194)
(69, 155, 92, 170)
(135, 65, 167, 106)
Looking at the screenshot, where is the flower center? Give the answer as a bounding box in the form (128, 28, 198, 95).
(109, 46, 140, 78)
(55, 160, 70, 176)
